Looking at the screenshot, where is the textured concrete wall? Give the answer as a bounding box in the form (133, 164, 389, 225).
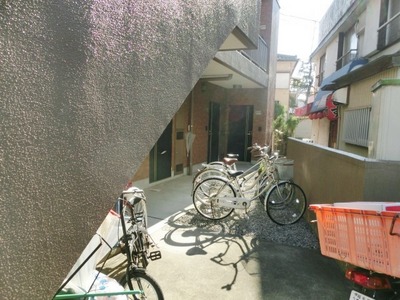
(0, 0, 260, 298)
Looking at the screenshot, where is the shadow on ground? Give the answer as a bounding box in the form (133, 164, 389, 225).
(146, 204, 351, 299)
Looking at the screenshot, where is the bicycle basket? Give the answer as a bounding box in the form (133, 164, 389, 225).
(274, 158, 294, 180)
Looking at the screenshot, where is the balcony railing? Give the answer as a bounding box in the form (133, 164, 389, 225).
(378, 11, 400, 50)
(336, 49, 358, 70)
(241, 36, 269, 71)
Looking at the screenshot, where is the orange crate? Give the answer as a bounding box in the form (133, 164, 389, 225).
(309, 203, 400, 278)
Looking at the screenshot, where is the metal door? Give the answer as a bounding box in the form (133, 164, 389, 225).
(227, 105, 253, 161)
(150, 121, 172, 182)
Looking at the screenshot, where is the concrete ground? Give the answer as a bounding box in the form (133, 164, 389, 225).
(142, 173, 351, 299)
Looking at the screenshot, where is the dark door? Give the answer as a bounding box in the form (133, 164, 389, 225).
(207, 102, 220, 162)
(227, 105, 253, 162)
(150, 121, 172, 183)
(328, 119, 338, 148)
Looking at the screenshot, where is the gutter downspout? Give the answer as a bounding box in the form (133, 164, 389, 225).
(188, 90, 194, 175)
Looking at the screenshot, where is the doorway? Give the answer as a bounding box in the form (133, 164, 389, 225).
(150, 121, 172, 183)
(328, 119, 338, 148)
(227, 105, 253, 161)
(207, 102, 220, 162)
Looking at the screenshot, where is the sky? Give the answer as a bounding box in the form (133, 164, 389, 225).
(278, 0, 334, 61)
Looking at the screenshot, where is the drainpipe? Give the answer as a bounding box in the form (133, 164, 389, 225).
(188, 90, 194, 175)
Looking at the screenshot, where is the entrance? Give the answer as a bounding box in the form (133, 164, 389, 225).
(207, 102, 220, 162)
(328, 119, 338, 148)
(150, 121, 172, 183)
(227, 105, 253, 161)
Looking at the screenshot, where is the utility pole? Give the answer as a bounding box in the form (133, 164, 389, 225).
(304, 60, 314, 104)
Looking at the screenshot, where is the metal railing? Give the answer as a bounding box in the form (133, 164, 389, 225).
(241, 36, 269, 71)
(336, 49, 358, 70)
(317, 72, 324, 87)
(318, 48, 359, 86)
(378, 11, 400, 50)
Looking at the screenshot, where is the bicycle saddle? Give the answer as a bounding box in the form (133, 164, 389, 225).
(223, 157, 238, 166)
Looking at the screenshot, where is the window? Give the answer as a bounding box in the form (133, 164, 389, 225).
(337, 27, 358, 69)
(344, 27, 358, 60)
(378, 0, 400, 49)
(317, 54, 326, 86)
(343, 107, 371, 147)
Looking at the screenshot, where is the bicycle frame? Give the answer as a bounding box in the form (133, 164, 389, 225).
(54, 198, 143, 299)
(117, 197, 140, 291)
(235, 159, 280, 199)
(197, 156, 283, 211)
(118, 190, 161, 269)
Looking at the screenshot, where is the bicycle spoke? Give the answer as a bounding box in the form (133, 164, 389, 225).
(192, 177, 235, 220)
(266, 182, 307, 225)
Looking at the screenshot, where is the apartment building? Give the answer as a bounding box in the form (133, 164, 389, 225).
(275, 54, 299, 111)
(309, 0, 400, 159)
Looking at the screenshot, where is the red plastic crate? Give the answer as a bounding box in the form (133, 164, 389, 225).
(309, 203, 400, 278)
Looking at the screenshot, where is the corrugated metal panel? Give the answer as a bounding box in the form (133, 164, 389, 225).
(348, 68, 398, 108)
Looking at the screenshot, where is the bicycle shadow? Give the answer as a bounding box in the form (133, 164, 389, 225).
(158, 206, 275, 292)
(154, 204, 350, 299)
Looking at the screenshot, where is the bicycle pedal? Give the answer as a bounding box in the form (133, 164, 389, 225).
(149, 250, 162, 261)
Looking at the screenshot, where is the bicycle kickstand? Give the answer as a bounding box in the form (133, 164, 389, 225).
(244, 203, 250, 220)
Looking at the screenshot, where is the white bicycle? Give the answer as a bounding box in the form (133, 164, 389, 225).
(192, 145, 307, 225)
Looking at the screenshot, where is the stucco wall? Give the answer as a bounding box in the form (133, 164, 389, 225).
(310, 117, 330, 146)
(288, 139, 366, 207)
(294, 119, 312, 139)
(287, 139, 400, 221)
(0, 0, 260, 298)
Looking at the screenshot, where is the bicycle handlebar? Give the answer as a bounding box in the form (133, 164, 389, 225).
(248, 143, 270, 157)
(122, 187, 144, 195)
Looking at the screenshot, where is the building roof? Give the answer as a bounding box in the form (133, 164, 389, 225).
(277, 54, 298, 61)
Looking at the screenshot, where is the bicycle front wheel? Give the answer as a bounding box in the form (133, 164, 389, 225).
(265, 181, 307, 225)
(120, 270, 164, 300)
(257, 175, 271, 204)
(192, 177, 235, 220)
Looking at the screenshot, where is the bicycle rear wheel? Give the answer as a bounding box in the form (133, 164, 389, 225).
(192, 177, 235, 220)
(120, 270, 164, 300)
(265, 181, 307, 225)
